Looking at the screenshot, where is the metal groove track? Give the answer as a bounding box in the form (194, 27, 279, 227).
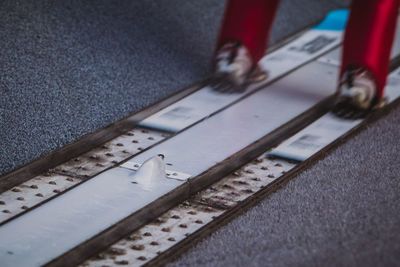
(81, 95, 400, 267)
(45, 95, 334, 267)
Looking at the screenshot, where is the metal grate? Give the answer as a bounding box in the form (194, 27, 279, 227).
(81, 153, 296, 266)
(0, 127, 168, 224)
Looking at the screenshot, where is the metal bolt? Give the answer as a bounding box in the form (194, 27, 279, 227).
(131, 245, 145, 251)
(114, 260, 129, 265)
(108, 248, 126, 256)
(168, 237, 176, 242)
(49, 181, 56, 185)
(242, 189, 254, 194)
(16, 197, 24, 201)
(35, 193, 44, 197)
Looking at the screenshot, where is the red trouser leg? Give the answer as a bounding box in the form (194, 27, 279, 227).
(217, 0, 280, 64)
(341, 0, 400, 98)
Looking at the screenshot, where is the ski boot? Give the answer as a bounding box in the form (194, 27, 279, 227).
(333, 66, 386, 120)
(211, 41, 267, 93)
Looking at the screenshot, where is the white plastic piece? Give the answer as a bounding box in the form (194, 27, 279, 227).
(121, 160, 191, 181)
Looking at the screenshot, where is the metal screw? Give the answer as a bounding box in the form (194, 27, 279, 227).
(131, 245, 145, 251)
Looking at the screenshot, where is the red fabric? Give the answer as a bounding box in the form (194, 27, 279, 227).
(217, 0, 280, 64)
(341, 0, 399, 98)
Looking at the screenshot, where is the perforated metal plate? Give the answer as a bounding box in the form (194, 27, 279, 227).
(81, 153, 295, 267)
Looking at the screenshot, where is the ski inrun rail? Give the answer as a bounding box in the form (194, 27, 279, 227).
(0, 13, 399, 267)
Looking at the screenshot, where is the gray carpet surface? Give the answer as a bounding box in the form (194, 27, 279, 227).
(0, 0, 349, 176)
(169, 104, 400, 267)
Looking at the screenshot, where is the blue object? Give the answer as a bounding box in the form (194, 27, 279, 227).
(314, 9, 349, 31)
